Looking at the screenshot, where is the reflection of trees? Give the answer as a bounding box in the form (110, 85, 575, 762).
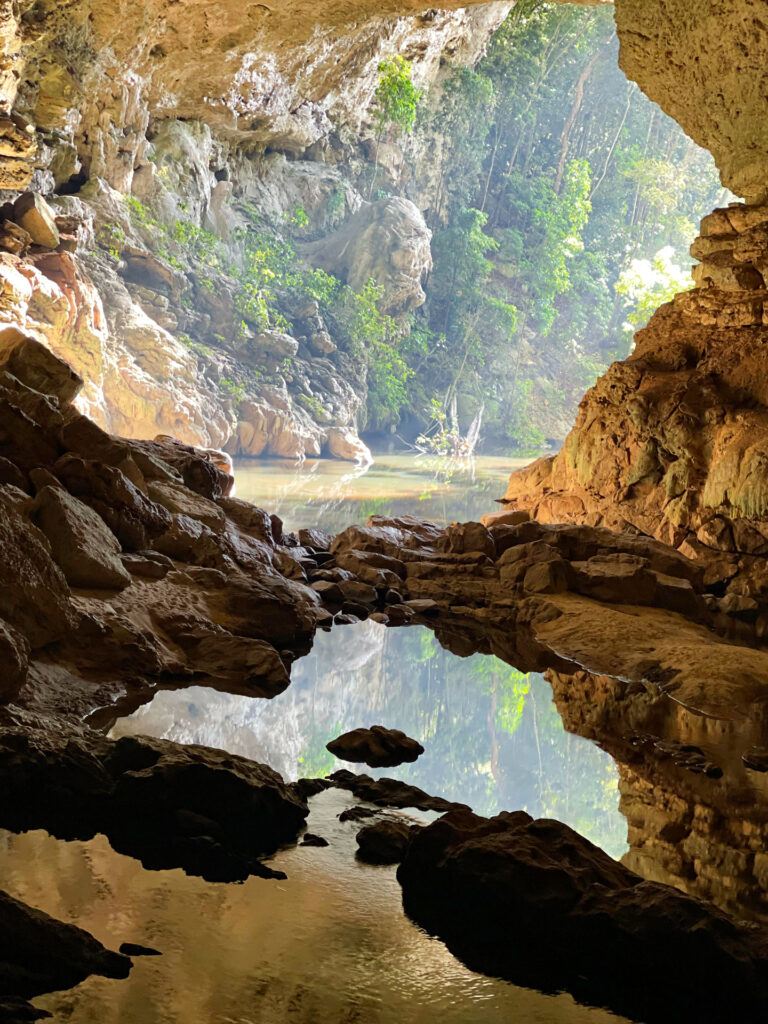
(116, 622, 627, 859)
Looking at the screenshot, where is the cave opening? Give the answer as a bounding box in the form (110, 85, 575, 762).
(4, 0, 768, 1022)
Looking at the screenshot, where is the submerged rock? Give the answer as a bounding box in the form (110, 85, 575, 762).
(398, 808, 768, 1023)
(327, 725, 424, 769)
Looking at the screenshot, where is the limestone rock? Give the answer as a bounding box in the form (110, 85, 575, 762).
(12, 193, 59, 249)
(0, 498, 71, 649)
(0, 330, 82, 406)
(301, 198, 432, 315)
(327, 725, 425, 768)
(30, 484, 131, 590)
(0, 620, 30, 702)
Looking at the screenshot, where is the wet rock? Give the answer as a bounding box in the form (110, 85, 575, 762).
(30, 485, 131, 590)
(355, 818, 412, 864)
(327, 725, 424, 769)
(338, 579, 377, 606)
(118, 943, 161, 957)
(292, 778, 334, 801)
(300, 832, 329, 847)
(338, 805, 379, 823)
(404, 598, 439, 616)
(329, 770, 465, 814)
(298, 527, 332, 551)
(398, 808, 768, 1023)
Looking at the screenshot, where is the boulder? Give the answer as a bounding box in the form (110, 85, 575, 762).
(0, 331, 82, 405)
(300, 197, 432, 315)
(398, 808, 768, 1023)
(325, 426, 373, 464)
(30, 485, 131, 590)
(12, 192, 60, 248)
(327, 726, 424, 768)
(356, 818, 412, 864)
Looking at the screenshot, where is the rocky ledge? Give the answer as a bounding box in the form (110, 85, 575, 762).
(317, 512, 768, 719)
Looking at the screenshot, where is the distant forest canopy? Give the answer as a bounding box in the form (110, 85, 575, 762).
(382, 0, 725, 453)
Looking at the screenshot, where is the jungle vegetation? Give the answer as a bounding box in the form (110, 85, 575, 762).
(378, 0, 725, 451)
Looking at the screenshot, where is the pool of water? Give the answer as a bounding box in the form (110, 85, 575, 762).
(0, 451, 638, 1024)
(112, 623, 628, 860)
(231, 452, 528, 533)
(14, 789, 628, 1024)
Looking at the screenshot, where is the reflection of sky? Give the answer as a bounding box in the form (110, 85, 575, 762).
(112, 622, 628, 860)
(231, 451, 531, 532)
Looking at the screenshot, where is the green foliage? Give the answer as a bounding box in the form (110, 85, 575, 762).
(401, 1, 723, 450)
(372, 56, 420, 138)
(219, 378, 245, 403)
(615, 245, 691, 352)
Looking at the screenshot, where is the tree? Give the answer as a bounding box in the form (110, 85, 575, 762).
(369, 56, 420, 199)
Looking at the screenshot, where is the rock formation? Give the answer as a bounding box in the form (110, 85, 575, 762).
(503, 200, 768, 603)
(397, 806, 768, 1023)
(326, 724, 425, 768)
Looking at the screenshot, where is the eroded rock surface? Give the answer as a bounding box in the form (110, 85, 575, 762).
(503, 201, 768, 611)
(0, 332, 322, 890)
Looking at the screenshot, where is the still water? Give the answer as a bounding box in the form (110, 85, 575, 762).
(231, 451, 529, 532)
(2, 453, 633, 1024)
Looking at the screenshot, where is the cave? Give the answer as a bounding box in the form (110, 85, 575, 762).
(2, 1, 768, 1022)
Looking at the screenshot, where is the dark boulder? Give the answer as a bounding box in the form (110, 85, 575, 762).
(397, 808, 768, 1023)
(356, 818, 412, 864)
(326, 725, 424, 768)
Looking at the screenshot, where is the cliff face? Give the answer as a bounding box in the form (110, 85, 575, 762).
(0, 1, 521, 460)
(502, 0, 768, 558)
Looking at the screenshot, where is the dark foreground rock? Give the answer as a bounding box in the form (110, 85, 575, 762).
(397, 809, 768, 1023)
(0, 889, 130, 1023)
(326, 725, 424, 768)
(355, 819, 411, 864)
(0, 724, 308, 883)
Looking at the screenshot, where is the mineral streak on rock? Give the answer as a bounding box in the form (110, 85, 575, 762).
(326, 724, 425, 768)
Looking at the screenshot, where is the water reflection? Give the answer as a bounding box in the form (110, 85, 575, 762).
(112, 622, 627, 860)
(7, 791, 630, 1024)
(231, 452, 528, 533)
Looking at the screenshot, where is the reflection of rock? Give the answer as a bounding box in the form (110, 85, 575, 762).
(300, 198, 432, 315)
(329, 514, 768, 719)
(547, 666, 768, 925)
(327, 725, 424, 768)
(0, 888, 131, 1020)
(398, 807, 768, 1023)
